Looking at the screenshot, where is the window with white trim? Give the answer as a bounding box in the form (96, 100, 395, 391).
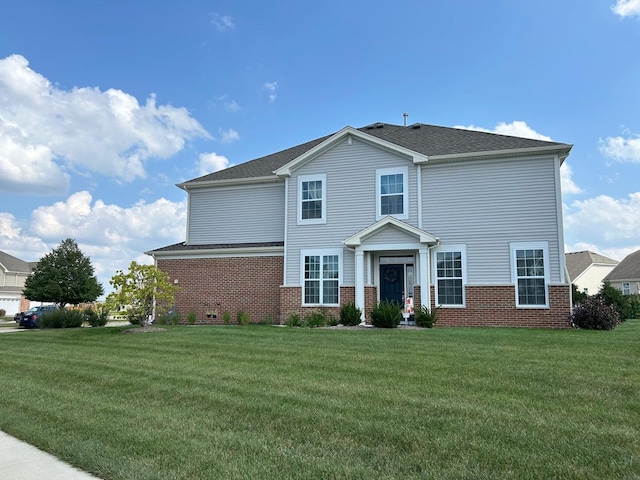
(434, 245, 466, 306)
(298, 174, 326, 224)
(376, 167, 408, 219)
(511, 242, 549, 307)
(301, 249, 340, 305)
(622, 282, 630, 295)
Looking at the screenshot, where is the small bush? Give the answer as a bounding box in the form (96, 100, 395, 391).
(222, 311, 231, 325)
(157, 308, 180, 325)
(370, 300, 401, 328)
(570, 296, 620, 330)
(259, 315, 275, 325)
(187, 311, 197, 325)
(237, 310, 250, 325)
(326, 315, 339, 327)
(414, 305, 438, 328)
(39, 309, 83, 329)
(597, 282, 637, 321)
(0, 309, 6, 317)
(83, 307, 108, 327)
(285, 313, 301, 327)
(340, 303, 362, 326)
(304, 311, 326, 328)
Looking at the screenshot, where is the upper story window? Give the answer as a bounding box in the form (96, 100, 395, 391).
(298, 174, 326, 225)
(511, 242, 549, 308)
(433, 245, 467, 307)
(622, 282, 630, 295)
(376, 167, 408, 219)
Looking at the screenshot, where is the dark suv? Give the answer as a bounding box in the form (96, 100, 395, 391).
(19, 305, 58, 328)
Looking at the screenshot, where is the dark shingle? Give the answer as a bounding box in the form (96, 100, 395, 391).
(182, 122, 571, 185)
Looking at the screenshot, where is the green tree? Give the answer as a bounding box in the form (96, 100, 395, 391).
(571, 283, 589, 306)
(108, 261, 180, 327)
(23, 238, 104, 309)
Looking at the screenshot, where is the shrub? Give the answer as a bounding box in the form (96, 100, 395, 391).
(157, 308, 180, 325)
(0, 309, 6, 317)
(340, 303, 362, 326)
(237, 310, 250, 325)
(39, 309, 83, 329)
(259, 315, 275, 325)
(326, 315, 339, 327)
(187, 311, 197, 325)
(222, 311, 231, 325)
(597, 282, 637, 321)
(369, 300, 401, 328)
(83, 307, 108, 327)
(414, 305, 438, 328)
(285, 313, 301, 327)
(570, 296, 620, 330)
(571, 284, 588, 306)
(304, 311, 326, 328)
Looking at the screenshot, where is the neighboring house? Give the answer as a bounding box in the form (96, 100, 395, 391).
(0, 251, 35, 316)
(603, 249, 640, 296)
(565, 251, 619, 295)
(148, 122, 573, 327)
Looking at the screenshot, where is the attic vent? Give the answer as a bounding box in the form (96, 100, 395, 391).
(411, 124, 421, 129)
(365, 122, 384, 130)
(375, 123, 384, 129)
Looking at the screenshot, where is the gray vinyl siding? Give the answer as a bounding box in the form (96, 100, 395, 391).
(188, 182, 285, 245)
(422, 156, 562, 284)
(285, 138, 417, 285)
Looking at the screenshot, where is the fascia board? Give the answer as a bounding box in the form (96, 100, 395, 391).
(177, 175, 282, 191)
(423, 145, 573, 164)
(274, 127, 429, 176)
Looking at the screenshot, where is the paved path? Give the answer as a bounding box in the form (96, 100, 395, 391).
(0, 431, 101, 479)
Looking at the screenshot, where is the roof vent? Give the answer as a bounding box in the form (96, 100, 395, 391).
(411, 124, 421, 129)
(375, 123, 384, 129)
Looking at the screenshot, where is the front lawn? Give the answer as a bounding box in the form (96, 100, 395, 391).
(0, 322, 638, 479)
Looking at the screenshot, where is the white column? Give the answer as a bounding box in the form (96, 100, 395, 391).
(355, 249, 366, 324)
(419, 247, 431, 310)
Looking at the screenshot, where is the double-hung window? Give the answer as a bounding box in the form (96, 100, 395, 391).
(301, 250, 340, 305)
(511, 242, 549, 307)
(298, 174, 326, 224)
(376, 167, 408, 219)
(622, 282, 630, 295)
(434, 246, 466, 306)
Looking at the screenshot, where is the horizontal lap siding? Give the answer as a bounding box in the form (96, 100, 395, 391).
(285, 138, 417, 285)
(188, 182, 285, 245)
(422, 157, 562, 284)
(361, 225, 419, 245)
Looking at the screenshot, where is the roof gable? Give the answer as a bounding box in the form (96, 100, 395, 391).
(603, 249, 640, 282)
(343, 216, 438, 248)
(0, 251, 32, 274)
(565, 251, 619, 280)
(180, 122, 573, 187)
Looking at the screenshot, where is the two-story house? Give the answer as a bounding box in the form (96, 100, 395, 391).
(0, 251, 35, 316)
(148, 122, 573, 327)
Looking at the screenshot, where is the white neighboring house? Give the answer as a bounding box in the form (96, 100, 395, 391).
(565, 251, 619, 296)
(603, 249, 640, 296)
(0, 251, 35, 316)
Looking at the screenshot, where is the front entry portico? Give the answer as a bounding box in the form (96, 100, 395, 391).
(343, 216, 439, 324)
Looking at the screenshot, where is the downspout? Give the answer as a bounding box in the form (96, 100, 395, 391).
(417, 164, 423, 230)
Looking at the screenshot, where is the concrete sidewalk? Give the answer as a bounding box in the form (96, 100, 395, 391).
(0, 431, 101, 479)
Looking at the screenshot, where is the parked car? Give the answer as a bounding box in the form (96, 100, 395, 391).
(19, 305, 58, 328)
(13, 312, 23, 322)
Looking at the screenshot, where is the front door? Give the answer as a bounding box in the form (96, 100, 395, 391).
(380, 264, 404, 305)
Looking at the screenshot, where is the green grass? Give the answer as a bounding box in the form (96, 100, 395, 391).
(0, 322, 639, 480)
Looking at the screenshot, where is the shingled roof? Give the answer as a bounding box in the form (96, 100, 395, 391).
(181, 122, 572, 185)
(604, 249, 640, 282)
(0, 251, 33, 274)
(565, 251, 619, 281)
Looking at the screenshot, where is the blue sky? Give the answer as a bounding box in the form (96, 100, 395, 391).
(1, 0, 639, 295)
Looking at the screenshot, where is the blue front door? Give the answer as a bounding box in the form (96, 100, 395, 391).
(380, 264, 404, 305)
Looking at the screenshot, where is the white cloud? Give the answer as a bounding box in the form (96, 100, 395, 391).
(564, 192, 640, 260)
(198, 152, 232, 176)
(612, 0, 640, 18)
(599, 134, 640, 162)
(560, 162, 583, 195)
(219, 128, 240, 144)
(212, 95, 240, 112)
(454, 120, 553, 141)
(263, 81, 278, 102)
(211, 13, 235, 31)
(0, 54, 210, 189)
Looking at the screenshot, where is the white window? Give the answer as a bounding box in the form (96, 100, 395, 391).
(511, 242, 549, 308)
(376, 167, 408, 219)
(622, 282, 630, 295)
(433, 245, 466, 307)
(298, 174, 326, 225)
(301, 249, 341, 306)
